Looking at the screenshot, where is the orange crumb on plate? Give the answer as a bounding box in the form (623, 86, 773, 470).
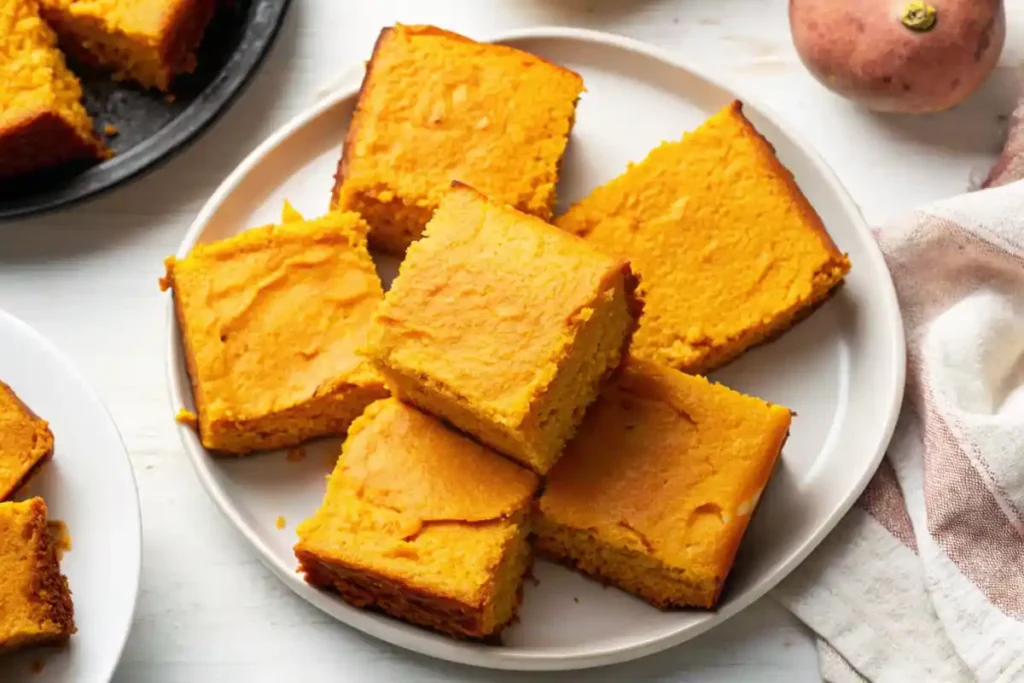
(103, 124, 118, 136)
(286, 446, 306, 462)
(175, 409, 198, 430)
(275, 516, 286, 530)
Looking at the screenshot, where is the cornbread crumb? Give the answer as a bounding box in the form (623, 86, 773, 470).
(535, 359, 791, 608)
(556, 101, 850, 374)
(164, 205, 389, 455)
(332, 24, 584, 253)
(0, 498, 75, 651)
(0, 0, 108, 179)
(275, 516, 286, 530)
(174, 408, 198, 430)
(38, 0, 220, 92)
(295, 399, 539, 639)
(0, 380, 54, 502)
(47, 520, 71, 560)
(365, 184, 641, 474)
(280, 200, 304, 223)
(103, 123, 118, 136)
(286, 446, 306, 463)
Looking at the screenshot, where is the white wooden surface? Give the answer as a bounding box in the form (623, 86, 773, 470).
(1, 1, 1018, 680)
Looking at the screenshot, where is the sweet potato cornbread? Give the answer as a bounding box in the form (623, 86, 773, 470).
(0, 0, 107, 179)
(556, 101, 850, 374)
(0, 497, 75, 652)
(162, 204, 388, 455)
(0, 381, 54, 502)
(332, 24, 584, 253)
(295, 398, 539, 639)
(38, 0, 219, 91)
(365, 184, 641, 474)
(534, 359, 791, 609)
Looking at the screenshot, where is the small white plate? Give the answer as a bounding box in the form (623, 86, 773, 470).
(0, 310, 141, 683)
(165, 28, 905, 671)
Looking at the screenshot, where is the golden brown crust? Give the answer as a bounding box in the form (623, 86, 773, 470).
(31, 501, 75, 640)
(0, 109, 106, 180)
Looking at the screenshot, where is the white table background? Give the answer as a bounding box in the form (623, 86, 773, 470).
(3, 1, 1020, 680)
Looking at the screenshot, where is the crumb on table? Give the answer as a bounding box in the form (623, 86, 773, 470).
(175, 409, 198, 430)
(286, 446, 306, 463)
(103, 124, 118, 136)
(275, 516, 286, 530)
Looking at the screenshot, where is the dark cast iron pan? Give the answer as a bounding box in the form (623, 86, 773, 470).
(0, 0, 291, 220)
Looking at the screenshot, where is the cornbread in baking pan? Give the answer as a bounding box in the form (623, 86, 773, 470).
(0, 497, 75, 652)
(0, 0, 107, 179)
(39, 0, 219, 91)
(364, 183, 641, 474)
(295, 398, 538, 639)
(0, 381, 54, 502)
(332, 24, 584, 253)
(556, 101, 850, 374)
(534, 358, 791, 609)
(161, 204, 388, 455)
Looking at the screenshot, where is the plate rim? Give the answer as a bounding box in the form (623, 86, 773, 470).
(0, 0, 292, 222)
(164, 26, 906, 671)
(0, 308, 143, 683)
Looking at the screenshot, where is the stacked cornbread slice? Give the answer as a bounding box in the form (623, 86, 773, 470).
(166, 24, 850, 641)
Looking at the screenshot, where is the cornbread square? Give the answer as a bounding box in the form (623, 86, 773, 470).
(0, 0, 107, 179)
(295, 398, 539, 639)
(39, 0, 219, 91)
(0, 497, 75, 652)
(332, 24, 584, 253)
(0, 382, 53, 502)
(534, 359, 791, 609)
(365, 184, 641, 474)
(556, 101, 851, 374)
(161, 204, 389, 455)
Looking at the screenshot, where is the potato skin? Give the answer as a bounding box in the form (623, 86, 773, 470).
(790, 0, 1005, 113)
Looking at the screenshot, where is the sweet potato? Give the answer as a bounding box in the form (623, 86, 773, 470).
(790, 0, 1005, 113)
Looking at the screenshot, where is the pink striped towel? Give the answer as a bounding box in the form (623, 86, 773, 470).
(773, 107, 1024, 683)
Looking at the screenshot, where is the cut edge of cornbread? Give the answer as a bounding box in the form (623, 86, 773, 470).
(532, 515, 721, 608)
(331, 24, 585, 254)
(296, 510, 532, 640)
(161, 206, 388, 455)
(367, 183, 643, 474)
(0, 497, 75, 652)
(39, 0, 219, 91)
(0, 381, 54, 502)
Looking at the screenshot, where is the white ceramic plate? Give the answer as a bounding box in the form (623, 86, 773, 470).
(0, 310, 141, 683)
(165, 28, 905, 671)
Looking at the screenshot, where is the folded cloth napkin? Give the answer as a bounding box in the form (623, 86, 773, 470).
(774, 115, 1024, 682)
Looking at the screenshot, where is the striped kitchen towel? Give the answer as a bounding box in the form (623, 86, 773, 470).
(773, 157, 1024, 681)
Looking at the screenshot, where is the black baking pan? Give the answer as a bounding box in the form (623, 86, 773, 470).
(0, 0, 291, 220)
